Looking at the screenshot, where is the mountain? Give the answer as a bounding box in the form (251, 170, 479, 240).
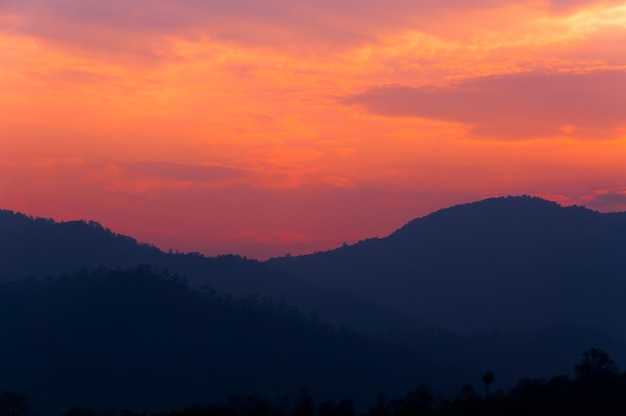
(2, 267, 623, 415)
(0, 267, 432, 413)
(0, 209, 418, 334)
(266, 196, 626, 337)
(2, 199, 626, 413)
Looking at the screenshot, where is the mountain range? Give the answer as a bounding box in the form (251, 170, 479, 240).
(0, 267, 430, 413)
(267, 196, 626, 337)
(2, 195, 626, 413)
(0, 209, 414, 334)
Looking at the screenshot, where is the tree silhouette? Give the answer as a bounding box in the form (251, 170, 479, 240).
(0, 391, 30, 416)
(404, 385, 434, 414)
(481, 371, 495, 398)
(335, 399, 355, 416)
(457, 384, 479, 401)
(574, 347, 618, 378)
(291, 389, 315, 416)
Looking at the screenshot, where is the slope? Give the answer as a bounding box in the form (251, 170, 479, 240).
(0, 267, 435, 413)
(0, 210, 418, 333)
(266, 196, 626, 336)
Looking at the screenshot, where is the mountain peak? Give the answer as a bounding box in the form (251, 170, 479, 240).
(268, 195, 626, 334)
(391, 195, 595, 238)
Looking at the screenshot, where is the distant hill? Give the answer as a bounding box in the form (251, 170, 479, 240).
(0, 266, 625, 414)
(2, 267, 623, 414)
(2, 201, 626, 413)
(0, 267, 431, 413)
(266, 196, 626, 337)
(0, 210, 418, 334)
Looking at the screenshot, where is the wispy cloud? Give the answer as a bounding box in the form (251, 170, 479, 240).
(343, 70, 626, 139)
(120, 161, 248, 184)
(25, 69, 114, 86)
(4, 0, 623, 55)
(581, 189, 626, 212)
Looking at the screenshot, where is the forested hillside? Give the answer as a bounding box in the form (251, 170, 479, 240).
(267, 196, 626, 336)
(0, 267, 432, 413)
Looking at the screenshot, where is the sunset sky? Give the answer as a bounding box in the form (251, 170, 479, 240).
(1, 0, 626, 259)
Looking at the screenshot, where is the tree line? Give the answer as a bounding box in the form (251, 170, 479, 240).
(2, 347, 624, 416)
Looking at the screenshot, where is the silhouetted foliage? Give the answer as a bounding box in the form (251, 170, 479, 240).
(227, 395, 276, 416)
(481, 371, 495, 398)
(456, 384, 478, 401)
(290, 390, 315, 416)
(0, 391, 30, 416)
(574, 347, 618, 378)
(7, 346, 626, 416)
(0, 266, 433, 414)
(64, 408, 99, 416)
(402, 385, 434, 415)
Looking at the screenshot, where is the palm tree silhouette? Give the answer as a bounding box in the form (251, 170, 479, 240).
(482, 370, 495, 398)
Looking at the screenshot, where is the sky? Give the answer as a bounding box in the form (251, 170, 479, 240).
(1, 0, 626, 259)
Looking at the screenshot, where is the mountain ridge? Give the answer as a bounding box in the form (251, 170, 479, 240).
(266, 195, 626, 336)
(5, 195, 626, 337)
(0, 209, 422, 334)
(3, 197, 626, 412)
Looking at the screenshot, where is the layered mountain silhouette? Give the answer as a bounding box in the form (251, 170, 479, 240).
(0, 210, 416, 334)
(1, 266, 621, 414)
(3, 195, 626, 337)
(2, 196, 626, 413)
(267, 196, 626, 336)
(0, 267, 431, 413)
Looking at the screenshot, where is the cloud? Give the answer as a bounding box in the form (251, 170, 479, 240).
(582, 190, 626, 212)
(558, 24, 626, 66)
(4, 0, 619, 55)
(342, 70, 626, 139)
(0, 1, 480, 35)
(26, 69, 114, 86)
(120, 161, 248, 183)
(593, 192, 626, 205)
(546, 0, 624, 13)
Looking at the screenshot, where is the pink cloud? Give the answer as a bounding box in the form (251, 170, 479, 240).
(558, 25, 626, 66)
(581, 190, 626, 212)
(4, 0, 619, 54)
(546, 0, 623, 12)
(26, 69, 114, 85)
(343, 70, 626, 139)
(120, 161, 248, 184)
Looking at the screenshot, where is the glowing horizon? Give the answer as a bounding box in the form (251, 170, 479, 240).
(1, 0, 626, 259)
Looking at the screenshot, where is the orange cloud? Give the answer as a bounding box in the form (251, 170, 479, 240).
(343, 70, 626, 139)
(3, 0, 622, 58)
(2, 0, 626, 258)
(120, 161, 248, 184)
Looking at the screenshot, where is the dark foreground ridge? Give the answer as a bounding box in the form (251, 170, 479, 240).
(3, 347, 626, 416)
(0, 267, 431, 413)
(1, 266, 624, 414)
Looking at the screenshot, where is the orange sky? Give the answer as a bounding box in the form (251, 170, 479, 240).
(1, 0, 626, 259)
